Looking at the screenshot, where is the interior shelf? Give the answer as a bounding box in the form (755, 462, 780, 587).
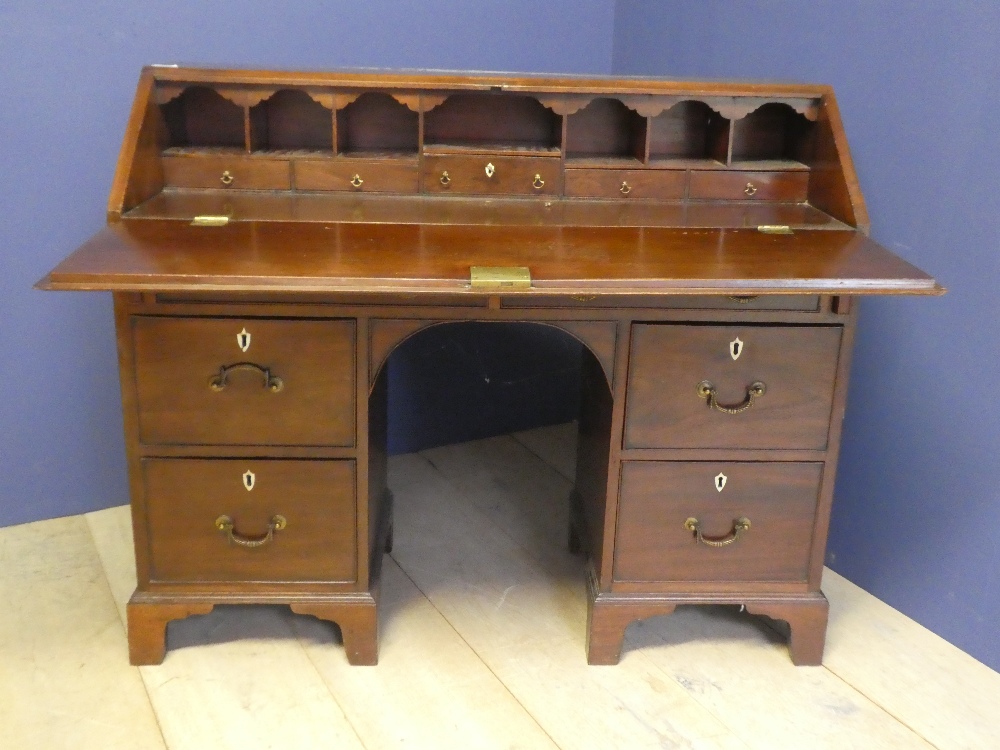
(731, 103, 815, 164)
(565, 98, 646, 161)
(250, 89, 333, 153)
(424, 93, 561, 151)
(160, 87, 244, 150)
(336, 92, 419, 155)
(649, 101, 729, 163)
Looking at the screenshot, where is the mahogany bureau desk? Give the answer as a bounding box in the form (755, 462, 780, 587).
(39, 67, 941, 667)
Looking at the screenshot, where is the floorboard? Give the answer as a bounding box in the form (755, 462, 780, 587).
(3, 423, 997, 749)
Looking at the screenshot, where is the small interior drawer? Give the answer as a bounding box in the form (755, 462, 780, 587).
(133, 316, 356, 447)
(144, 458, 356, 583)
(161, 155, 292, 190)
(422, 154, 561, 196)
(689, 170, 808, 201)
(502, 294, 820, 311)
(564, 168, 686, 200)
(614, 461, 822, 583)
(295, 158, 419, 193)
(624, 324, 842, 450)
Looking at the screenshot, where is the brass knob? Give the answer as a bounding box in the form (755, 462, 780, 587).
(620, 181, 631, 195)
(744, 182, 757, 197)
(485, 162, 495, 178)
(440, 171, 451, 187)
(532, 174, 545, 190)
(220, 170, 234, 186)
(350, 174, 363, 188)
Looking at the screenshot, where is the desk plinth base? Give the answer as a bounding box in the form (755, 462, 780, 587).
(585, 573, 829, 666)
(126, 589, 380, 666)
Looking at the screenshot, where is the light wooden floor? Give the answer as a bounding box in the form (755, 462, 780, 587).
(2, 423, 997, 750)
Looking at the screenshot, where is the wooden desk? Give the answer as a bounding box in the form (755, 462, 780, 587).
(39, 67, 940, 667)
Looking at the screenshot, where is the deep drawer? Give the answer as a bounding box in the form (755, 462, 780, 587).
(422, 154, 561, 196)
(144, 458, 356, 583)
(564, 168, 686, 200)
(294, 158, 419, 193)
(614, 461, 822, 583)
(133, 316, 356, 447)
(161, 155, 292, 190)
(624, 324, 842, 450)
(689, 170, 808, 201)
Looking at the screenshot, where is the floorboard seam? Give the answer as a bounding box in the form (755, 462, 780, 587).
(509, 429, 576, 481)
(83, 510, 171, 750)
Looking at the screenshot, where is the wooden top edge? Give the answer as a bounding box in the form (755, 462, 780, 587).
(143, 65, 831, 98)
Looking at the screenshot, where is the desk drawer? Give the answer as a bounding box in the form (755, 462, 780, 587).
(133, 316, 355, 446)
(144, 459, 356, 583)
(689, 170, 808, 202)
(502, 294, 820, 311)
(294, 158, 419, 193)
(564, 168, 686, 200)
(614, 461, 822, 583)
(162, 155, 292, 190)
(422, 154, 561, 196)
(624, 324, 842, 450)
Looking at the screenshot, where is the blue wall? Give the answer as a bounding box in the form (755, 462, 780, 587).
(0, 1, 614, 527)
(613, 0, 1000, 671)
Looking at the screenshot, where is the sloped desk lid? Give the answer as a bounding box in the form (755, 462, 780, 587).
(38, 220, 942, 296)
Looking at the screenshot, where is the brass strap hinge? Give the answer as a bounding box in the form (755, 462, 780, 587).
(191, 215, 231, 227)
(470, 266, 532, 289)
(757, 225, 793, 234)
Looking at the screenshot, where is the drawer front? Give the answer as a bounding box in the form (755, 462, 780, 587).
(502, 294, 820, 311)
(162, 155, 292, 190)
(294, 158, 419, 193)
(624, 324, 842, 450)
(133, 317, 356, 447)
(689, 170, 808, 201)
(422, 155, 561, 196)
(564, 168, 686, 200)
(144, 459, 356, 583)
(614, 461, 822, 583)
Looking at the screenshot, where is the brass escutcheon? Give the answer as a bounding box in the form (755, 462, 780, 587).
(350, 174, 363, 188)
(532, 174, 545, 189)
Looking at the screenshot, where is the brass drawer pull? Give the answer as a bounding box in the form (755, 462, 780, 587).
(220, 170, 234, 186)
(685, 516, 751, 547)
(697, 380, 766, 414)
(440, 171, 451, 187)
(209, 362, 284, 392)
(620, 181, 631, 195)
(532, 174, 545, 190)
(350, 174, 363, 188)
(727, 295, 759, 303)
(215, 514, 287, 548)
(744, 182, 757, 197)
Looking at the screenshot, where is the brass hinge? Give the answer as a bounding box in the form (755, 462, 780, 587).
(191, 215, 230, 227)
(470, 266, 532, 288)
(757, 225, 793, 234)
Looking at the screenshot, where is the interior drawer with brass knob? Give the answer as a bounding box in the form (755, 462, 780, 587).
(564, 168, 686, 200)
(422, 154, 561, 196)
(143, 458, 356, 583)
(624, 324, 842, 450)
(132, 316, 356, 446)
(161, 153, 292, 190)
(614, 461, 822, 583)
(294, 158, 419, 193)
(689, 170, 808, 202)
